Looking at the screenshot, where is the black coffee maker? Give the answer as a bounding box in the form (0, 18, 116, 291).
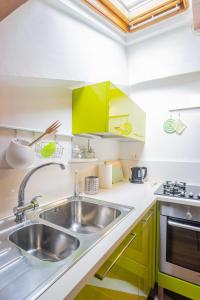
(129, 167, 147, 184)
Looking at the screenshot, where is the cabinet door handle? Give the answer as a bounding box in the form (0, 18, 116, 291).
(95, 233, 137, 280)
(142, 210, 153, 224)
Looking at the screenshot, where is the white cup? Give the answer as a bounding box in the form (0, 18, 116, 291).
(6, 139, 35, 169)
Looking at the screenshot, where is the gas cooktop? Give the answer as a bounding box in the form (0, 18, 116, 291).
(155, 181, 200, 200)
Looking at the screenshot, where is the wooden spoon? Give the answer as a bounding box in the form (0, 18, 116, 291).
(29, 121, 61, 147)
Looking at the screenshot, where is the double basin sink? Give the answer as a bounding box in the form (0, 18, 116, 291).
(9, 197, 132, 264)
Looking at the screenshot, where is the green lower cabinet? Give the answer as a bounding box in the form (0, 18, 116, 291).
(75, 205, 156, 300)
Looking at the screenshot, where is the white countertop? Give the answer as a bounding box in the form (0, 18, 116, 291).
(38, 181, 158, 300)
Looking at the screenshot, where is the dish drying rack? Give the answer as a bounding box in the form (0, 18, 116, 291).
(35, 142, 64, 159)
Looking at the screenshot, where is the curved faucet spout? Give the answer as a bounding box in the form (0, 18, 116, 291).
(16, 162, 65, 222)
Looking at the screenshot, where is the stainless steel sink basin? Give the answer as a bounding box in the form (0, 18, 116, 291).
(40, 200, 121, 234)
(0, 196, 133, 300)
(9, 223, 80, 262)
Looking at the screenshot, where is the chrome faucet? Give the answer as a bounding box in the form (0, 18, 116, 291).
(74, 170, 81, 198)
(14, 162, 66, 223)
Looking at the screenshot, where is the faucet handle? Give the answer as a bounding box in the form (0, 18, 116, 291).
(13, 206, 21, 216)
(31, 195, 42, 208)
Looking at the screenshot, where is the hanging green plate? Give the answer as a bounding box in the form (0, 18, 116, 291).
(163, 118, 176, 134)
(119, 122, 133, 135)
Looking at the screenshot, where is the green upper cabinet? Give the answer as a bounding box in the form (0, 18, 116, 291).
(72, 81, 146, 141)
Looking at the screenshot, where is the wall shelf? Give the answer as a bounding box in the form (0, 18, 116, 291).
(0, 75, 89, 89)
(68, 158, 99, 164)
(0, 124, 73, 138)
(169, 106, 200, 112)
(0, 125, 103, 140)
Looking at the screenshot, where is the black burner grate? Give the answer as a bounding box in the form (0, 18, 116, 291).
(155, 181, 200, 200)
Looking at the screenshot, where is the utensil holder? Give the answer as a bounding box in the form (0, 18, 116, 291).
(85, 176, 99, 195)
(6, 139, 34, 169)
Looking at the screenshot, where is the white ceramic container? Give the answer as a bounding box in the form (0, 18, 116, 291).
(6, 139, 35, 169)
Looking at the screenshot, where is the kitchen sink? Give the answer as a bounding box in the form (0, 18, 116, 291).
(0, 197, 133, 300)
(40, 200, 121, 234)
(9, 223, 80, 262)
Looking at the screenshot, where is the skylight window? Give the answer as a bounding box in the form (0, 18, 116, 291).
(83, 0, 189, 32)
(118, 0, 156, 12)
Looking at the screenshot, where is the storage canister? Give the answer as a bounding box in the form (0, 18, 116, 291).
(85, 176, 99, 195)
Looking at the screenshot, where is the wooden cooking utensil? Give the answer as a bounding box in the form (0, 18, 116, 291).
(29, 121, 61, 147)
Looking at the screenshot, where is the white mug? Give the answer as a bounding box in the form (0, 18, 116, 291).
(6, 139, 35, 169)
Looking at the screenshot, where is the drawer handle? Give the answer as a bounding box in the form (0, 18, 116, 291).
(95, 233, 137, 280)
(142, 210, 153, 224)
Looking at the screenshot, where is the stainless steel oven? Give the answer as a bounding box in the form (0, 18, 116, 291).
(160, 202, 200, 285)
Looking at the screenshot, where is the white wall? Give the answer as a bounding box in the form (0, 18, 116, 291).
(0, 81, 72, 135)
(0, 0, 126, 219)
(127, 24, 200, 84)
(123, 9, 200, 183)
(130, 76, 200, 162)
(0, 81, 120, 218)
(0, 126, 119, 219)
(120, 74, 200, 183)
(0, 0, 128, 85)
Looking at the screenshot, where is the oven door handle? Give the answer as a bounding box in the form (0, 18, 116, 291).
(168, 220, 200, 232)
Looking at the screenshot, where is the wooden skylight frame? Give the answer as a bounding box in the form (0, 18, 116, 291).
(83, 0, 189, 32)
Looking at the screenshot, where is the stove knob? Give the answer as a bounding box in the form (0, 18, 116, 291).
(186, 210, 192, 220)
(189, 192, 194, 198)
(198, 194, 200, 199)
(180, 191, 185, 197)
